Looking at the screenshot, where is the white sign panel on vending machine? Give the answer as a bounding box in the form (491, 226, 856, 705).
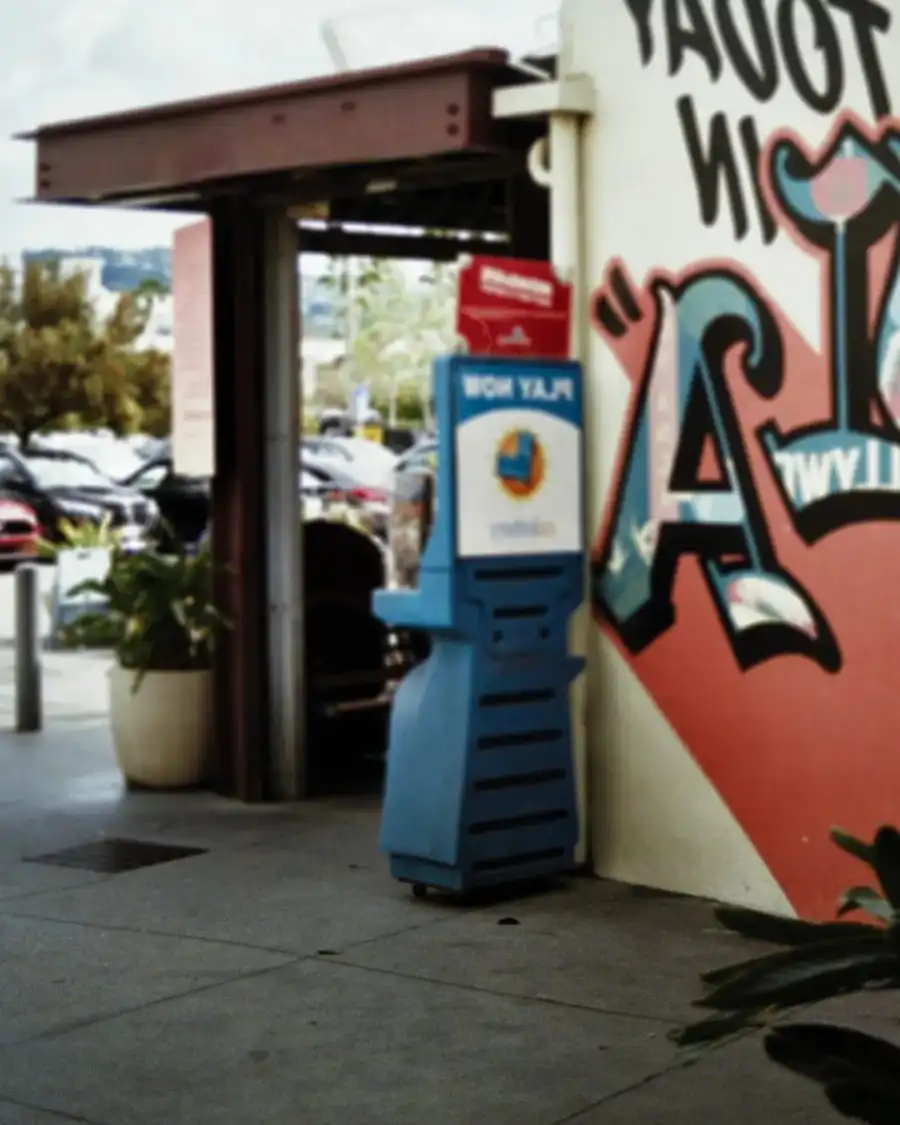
(454, 363, 583, 558)
(172, 219, 215, 477)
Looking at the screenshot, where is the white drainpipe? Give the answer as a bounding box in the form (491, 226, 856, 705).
(493, 74, 596, 866)
(494, 75, 595, 353)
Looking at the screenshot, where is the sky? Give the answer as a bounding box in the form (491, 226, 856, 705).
(0, 0, 557, 259)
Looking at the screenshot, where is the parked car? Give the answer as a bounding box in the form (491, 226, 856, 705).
(302, 452, 390, 539)
(30, 432, 145, 482)
(122, 457, 210, 550)
(125, 434, 169, 461)
(0, 496, 39, 566)
(0, 447, 157, 546)
(315, 408, 382, 438)
(382, 427, 418, 455)
(303, 436, 397, 482)
(122, 455, 347, 549)
(302, 436, 355, 462)
(394, 437, 437, 477)
(317, 408, 355, 437)
(300, 468, 331, 519)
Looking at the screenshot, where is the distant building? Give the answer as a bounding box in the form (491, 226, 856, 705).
(23, 247, 172, 292)
(19, 247, 343, 364)
(53, 255, 175, 353)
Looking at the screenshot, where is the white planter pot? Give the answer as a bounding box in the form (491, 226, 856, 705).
(108, 665, 212, 789)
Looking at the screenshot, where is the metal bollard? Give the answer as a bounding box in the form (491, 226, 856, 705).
(15, 563, 41, 732)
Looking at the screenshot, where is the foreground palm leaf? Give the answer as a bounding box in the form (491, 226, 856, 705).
(674, 826, 900, 1121)
(765, 1025, 900, 1125)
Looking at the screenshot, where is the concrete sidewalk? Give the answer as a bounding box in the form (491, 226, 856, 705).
(0, 648, 109, 727)
(0, 722, 887, 1125)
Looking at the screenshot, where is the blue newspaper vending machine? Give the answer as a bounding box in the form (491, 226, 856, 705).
(373, 354, 585, 897)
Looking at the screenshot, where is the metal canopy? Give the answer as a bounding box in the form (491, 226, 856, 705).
(22, 48, 541, 220)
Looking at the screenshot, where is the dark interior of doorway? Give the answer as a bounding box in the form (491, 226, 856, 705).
(300, 133, 551, 798)
(304, 519, 430, 797)
(305, 520, 386, 796)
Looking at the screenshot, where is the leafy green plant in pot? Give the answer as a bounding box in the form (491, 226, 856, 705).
(674, 825, 900, 1124)
(42, 514, 125, 649)
(65, 539, 229, 790)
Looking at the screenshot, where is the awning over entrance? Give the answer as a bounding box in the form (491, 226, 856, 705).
(21, 49, 542, 237)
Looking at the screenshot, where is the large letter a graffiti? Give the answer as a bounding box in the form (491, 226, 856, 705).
(591, 116, 900, 674)
(592, 266, 840, 672)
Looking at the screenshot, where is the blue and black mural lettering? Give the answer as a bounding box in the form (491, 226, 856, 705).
(761, 124, 900, 542)
(624, 0, 893, 243)
(593, 264, 840, 672)
(593, 92, 898, 671)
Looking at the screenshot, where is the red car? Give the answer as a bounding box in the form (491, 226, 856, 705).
(0, 498, 39, 565)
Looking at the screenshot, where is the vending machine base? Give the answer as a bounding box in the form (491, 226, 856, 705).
(377, 558, 584, 896)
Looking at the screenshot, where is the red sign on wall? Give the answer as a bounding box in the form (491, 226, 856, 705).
(455, 256, 572, 360)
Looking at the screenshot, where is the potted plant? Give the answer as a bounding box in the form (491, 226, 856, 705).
(37, 513, 122, 560)
(64, 540, 228, 789)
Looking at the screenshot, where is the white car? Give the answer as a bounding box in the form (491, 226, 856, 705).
(304, 436, 397, 489)
(32, 432, 145, 483)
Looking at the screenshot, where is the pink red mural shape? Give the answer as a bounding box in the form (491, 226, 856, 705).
(591, 115, 900, 919)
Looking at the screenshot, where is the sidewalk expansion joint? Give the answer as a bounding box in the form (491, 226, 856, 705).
(0, 891, 468, 959)
(547, 1067, 682, 1125)
(0, 957, 303, 1052)
(0, 876, 114, 906)
(317, 955, 682, 1026)
(546, 1027, 765, 1124)
(0, 1092, 108, 1125)
(0, 905, 304, 958)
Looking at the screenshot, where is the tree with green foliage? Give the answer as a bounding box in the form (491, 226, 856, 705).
(133, 276, 170, 299)
(0, 260, 170, 446)
(318, 255, 457, 425)
(123, 348, 171, 437)
(102, 282, 171, 436)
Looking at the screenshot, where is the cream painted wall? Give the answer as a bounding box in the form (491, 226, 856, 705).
(557, 0, 897, 910)
(587, 628, 793, 911)
(580, 292, 792, 910)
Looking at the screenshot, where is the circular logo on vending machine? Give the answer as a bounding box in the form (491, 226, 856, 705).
(494, 429, 545, 500)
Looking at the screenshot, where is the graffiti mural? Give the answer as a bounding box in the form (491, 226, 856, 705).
(592, 114, 900, 674)
(762, 124, 900, 542)
(623, 0, 893, 244)
(576, 0, 900, 918)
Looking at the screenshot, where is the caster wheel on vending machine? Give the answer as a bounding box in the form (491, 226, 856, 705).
(412, 883, 428, 900)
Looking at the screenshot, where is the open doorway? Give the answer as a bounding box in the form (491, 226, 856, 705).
(298, 174, 548, 795)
